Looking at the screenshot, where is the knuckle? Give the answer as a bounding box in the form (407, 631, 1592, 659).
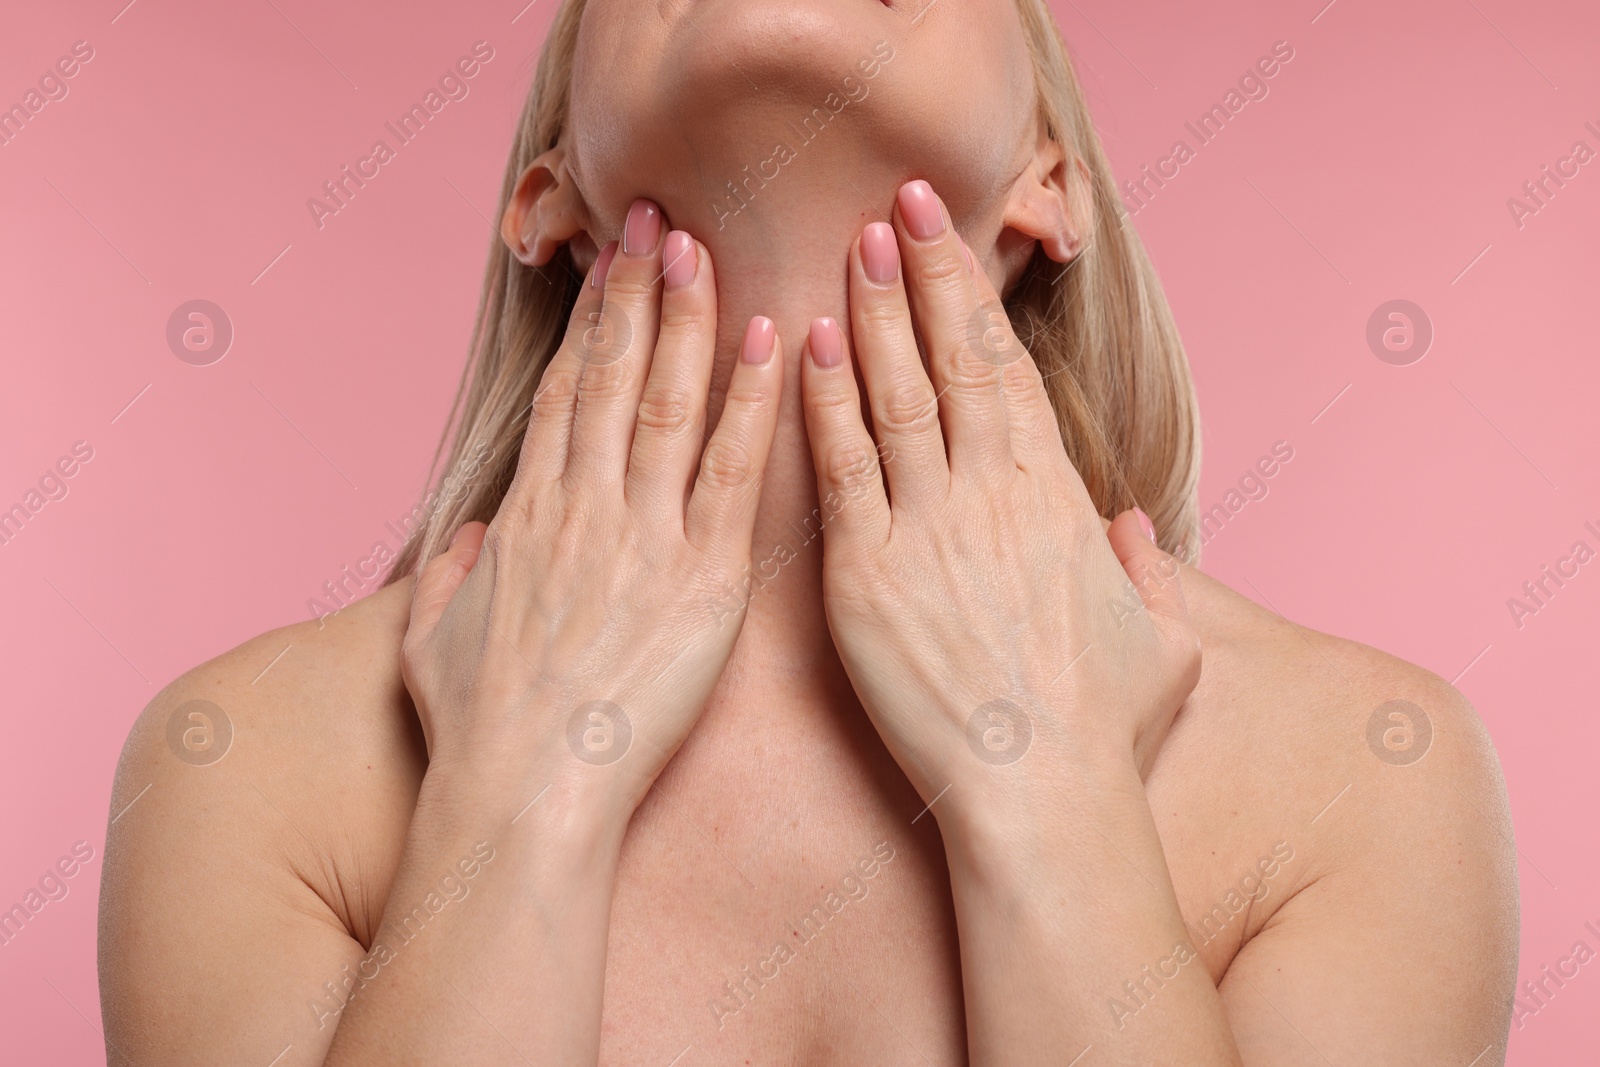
(575, 359, 632, 402)
(657, 307, 707, 334)
(876, 381, 940, 435)
(964, 327, 1022, 369)
(602, 274, 656, 302)
(574, 304, 635, 360)
(912, 250, 968, 290)
(823, 444, 880, 490)
(941, 356, 1004, 391)
(723, 383, 772, 410)
(532, 369, 580, 418)
(699, 437, 757, 491)
(635, 382, 695, 434)
(857, 298, 909, 334)
(808, 386, 861, 418)
(1002, 357, 1049, 403)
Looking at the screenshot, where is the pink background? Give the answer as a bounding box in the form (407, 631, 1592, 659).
(2, 0, 1595, 1061)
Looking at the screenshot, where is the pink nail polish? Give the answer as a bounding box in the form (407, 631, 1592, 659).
(623, 199, 661, 256)
(663, 230, 696, 289)
(809, 317, 843, 368)
(861, 222, 900, 285)
(898, 180, 945, 240)
(1135, 507, 1158, 546)
(592, 241, 619, 288)
(741, 316, 775, 365)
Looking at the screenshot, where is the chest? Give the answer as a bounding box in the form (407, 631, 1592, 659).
(340, 607, 1304, 1065)
(577, 659, 1294, 1065)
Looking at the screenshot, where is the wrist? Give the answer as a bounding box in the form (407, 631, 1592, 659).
(934, 737, 1146, 889)
(418, 749, 631, 864)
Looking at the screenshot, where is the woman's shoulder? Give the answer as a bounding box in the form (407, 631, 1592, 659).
(1181, 562, 1500, 769)
(126, 577, 418, 766)
(105, 578, 422, 941)
(1164, 564, 1519, 1036)
(1176, 562, 1516, 930)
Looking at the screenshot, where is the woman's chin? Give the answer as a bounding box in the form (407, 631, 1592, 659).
(657, 0, 894, 96)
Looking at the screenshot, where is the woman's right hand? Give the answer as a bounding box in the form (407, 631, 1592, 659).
(399, 199, 783, 822)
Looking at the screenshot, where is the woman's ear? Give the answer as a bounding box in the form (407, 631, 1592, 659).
(999, 125, 1096, 268)
(500, 147, 593, 268)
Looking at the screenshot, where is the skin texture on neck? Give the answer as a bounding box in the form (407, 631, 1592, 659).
(497, 0, 1086, 667)
(598, 183, 1012, 667)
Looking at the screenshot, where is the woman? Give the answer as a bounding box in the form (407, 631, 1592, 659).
(98, 0, 1518, 1063)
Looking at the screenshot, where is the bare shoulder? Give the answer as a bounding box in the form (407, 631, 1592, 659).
(1167, 564, 1519, 1058)
(1177, 563, 1514, 852)
(103, 579, 422, 946)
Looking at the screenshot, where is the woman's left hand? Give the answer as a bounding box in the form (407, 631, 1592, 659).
(799, 180, 1200, 828)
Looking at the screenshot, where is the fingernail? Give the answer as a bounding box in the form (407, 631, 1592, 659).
(861, 222, 900, 285)
(809, 317, 842, 368)
(449, 525, 466, 549)
(623, 198, 661, 256)
(898, 180, 945, 240)
(664, 230, 697, 289)
(592, 240, 619, 288)
(1135, 507, 1158, 546)
(742, 316, 776, 365)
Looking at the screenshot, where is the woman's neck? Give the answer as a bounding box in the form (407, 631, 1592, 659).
(602, 123, 1001, 656)
(697, 202, 867, 650)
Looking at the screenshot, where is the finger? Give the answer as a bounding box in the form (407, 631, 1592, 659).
(505, 247, 613, 495)
(406, 521, 489, 645)
(685, 317, 784, 554)
(625, 230, 716, 517)
(800, 316, 891, 548)
(892, 180, 1012, 478)
(848, 220, 949, 508)
(964, 242, 1071, 473)
(566, 198, 667, 490)
(1107, 508, 1190, 634)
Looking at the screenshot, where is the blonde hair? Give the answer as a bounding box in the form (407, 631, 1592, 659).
(387, 0, 1200, 584)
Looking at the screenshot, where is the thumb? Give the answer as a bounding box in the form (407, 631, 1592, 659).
(1107, 508, 1191, 634)
(407, 521, 489, 644)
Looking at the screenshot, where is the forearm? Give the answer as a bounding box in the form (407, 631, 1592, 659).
(323, 760, 625, 1066)
(941, 753, 1242, 1066)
